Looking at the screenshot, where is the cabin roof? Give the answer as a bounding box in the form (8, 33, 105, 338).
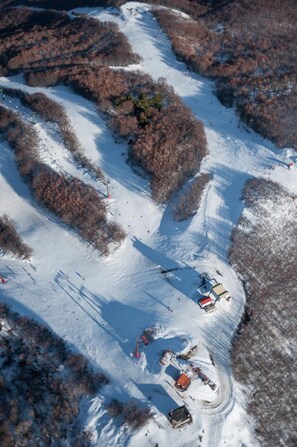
(168, 405, 192, 426)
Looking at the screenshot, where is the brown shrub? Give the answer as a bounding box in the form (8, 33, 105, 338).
(107, 399, 152, 430)
(107, 399, 124, 417)
(0, 105, 124, 254)
(122, 401, 152, 430)
(153, 1, 297, 149)
(174, 172, 211, 221)
(0, 8, 140, 77)
(107, 222, 126, 245)
(0, 215, 32, 259)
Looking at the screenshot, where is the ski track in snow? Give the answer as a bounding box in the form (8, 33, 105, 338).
(0, 2, 296, 447)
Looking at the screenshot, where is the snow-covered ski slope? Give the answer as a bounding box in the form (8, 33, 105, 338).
(1, 2, 297, 446)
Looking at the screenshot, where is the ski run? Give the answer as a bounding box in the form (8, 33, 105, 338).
(1, 3, 296, 447)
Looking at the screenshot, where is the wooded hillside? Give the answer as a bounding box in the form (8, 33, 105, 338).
(229, 178, 297, 447)
(154, 0, 297, 149)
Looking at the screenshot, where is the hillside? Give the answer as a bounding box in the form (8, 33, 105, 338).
(0, 2, 296, 447)
(229, 178, 297, 447)
(153, 0, 297, 149)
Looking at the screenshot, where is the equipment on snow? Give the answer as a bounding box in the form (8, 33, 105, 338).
(133, 334, 150, 358)
(0, 275, 8, 284)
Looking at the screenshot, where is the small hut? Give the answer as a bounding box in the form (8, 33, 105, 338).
(168, 405, 192, 428)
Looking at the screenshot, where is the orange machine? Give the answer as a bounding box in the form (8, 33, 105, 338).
(175, 373, 191, 391)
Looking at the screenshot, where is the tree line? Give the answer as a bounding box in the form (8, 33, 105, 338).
(229, 177, 297, 447)
(153, 0, 297, 149)
(26, 66, 207, 203)
(2, 87, 106, 183)
(0, 105, 125, 255)
(0, 215, 32, 259)
(0, 302, 109, 446)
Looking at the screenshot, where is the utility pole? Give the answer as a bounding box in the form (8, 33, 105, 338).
(104, 180, 111, 199)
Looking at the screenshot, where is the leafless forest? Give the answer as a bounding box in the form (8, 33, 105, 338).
(0, 303, 109, 446)
(2, 87, 106, 183)
(27, 65, 207, 202)
(173, 173, 211, 221)
(0, 8, 139, 76)
(0, 6, 207, 203)
(229, 178, 297, 447)
(153, 0, 297, 149)
(0, 106, 125, 254)
(0, 215, 32, 260)
(0, 2, 296, 444)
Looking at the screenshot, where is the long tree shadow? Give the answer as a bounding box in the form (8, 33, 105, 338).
(55, 271, 117, 341)
(136, 383, 178, 415)
(132, 237, 200, 301)
(0, 141, 32, 201)
(55, 271, 159, 358)
(204, 166, 251, 262)
(81, 109, 151, 198)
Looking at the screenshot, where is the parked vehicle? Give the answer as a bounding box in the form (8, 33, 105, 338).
(197, 272, 231, 313)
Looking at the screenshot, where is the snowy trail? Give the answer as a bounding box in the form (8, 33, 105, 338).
(88, 3, 276, 445)
(1, 3, 296, 447)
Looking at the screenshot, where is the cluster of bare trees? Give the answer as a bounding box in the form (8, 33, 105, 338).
(0, 106, 40, 178)
(1, 0, 119, 8)
(0, 215, 32, 259)
(0, 303, 109, 446)
(0, 8, 140, 77)
(27, 66, 207, 202)
(153, 0, 297, 149)
(0, 106, 125, 254)
(23, 91, 106, 182)
(0, 0, 209, 14)
(173, 173, 211, 221)
(107, 399, 152, 430)
(2, 87, 105, 182)
(229, 177, 297, 447)
(132, 102, 207, 202)
(1, 5, 208, 203)
(32, 168, 125, 254)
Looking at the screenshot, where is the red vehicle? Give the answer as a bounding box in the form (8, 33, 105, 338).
(0, 275, 8, 284)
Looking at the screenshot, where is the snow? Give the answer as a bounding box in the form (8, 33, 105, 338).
(1, 2, 297, 446)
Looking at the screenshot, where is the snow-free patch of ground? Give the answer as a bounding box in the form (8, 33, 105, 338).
(1, 2, 297, 446)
